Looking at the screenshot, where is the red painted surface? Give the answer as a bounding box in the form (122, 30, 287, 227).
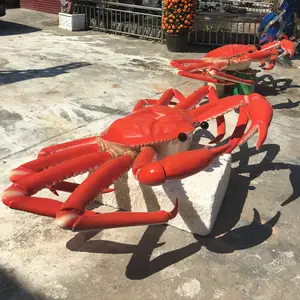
(1, 86, 273, 231)
(170, 40, 295, 85)
(20, 0, 61, 14)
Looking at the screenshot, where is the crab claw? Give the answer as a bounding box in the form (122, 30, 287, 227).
(136, 143, 231, 186)
(238, 93, 273, 150)
(189, 92, 273, 152)
(248, 40, 295, 70)
(278, 39, 295, 58)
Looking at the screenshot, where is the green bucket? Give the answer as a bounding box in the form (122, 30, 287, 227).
(233, 72, 256, 96)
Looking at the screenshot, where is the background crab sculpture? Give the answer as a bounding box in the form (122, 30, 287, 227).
(169, 40, 295, 86)
(2, 86, 273, 232)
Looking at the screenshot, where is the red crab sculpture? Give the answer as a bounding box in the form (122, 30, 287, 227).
(2, 86, 273, 232)
(170, 40, 295, 85)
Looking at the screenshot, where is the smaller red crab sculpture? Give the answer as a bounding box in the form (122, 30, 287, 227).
(2, 86, 273, 232)
(170, 40, 295, 85)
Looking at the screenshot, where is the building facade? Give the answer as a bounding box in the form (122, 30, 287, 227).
(20, 0, 61, 14)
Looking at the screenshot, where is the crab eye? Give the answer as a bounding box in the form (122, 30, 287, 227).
(256, 45, 262, 50)
(248, 50, 254, 53)
(178, 132, 188, 142)
(200, 121, 209, 130)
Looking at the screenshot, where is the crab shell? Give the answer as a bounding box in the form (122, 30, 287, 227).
(100, 105, 196, 158)
(202, 44, 259, 71)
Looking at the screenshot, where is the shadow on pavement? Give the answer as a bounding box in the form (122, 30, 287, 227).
(124, 143, 282, 279)
(0, 266, 44, 300)
(272, 98, 300, 110)
(0, 62, 91, 85)
(0, 20, 41, 36)
(124, 209, 280, 280)
(66, 143, 291, 280)
(231, 143, 300, 207)
(255, 74, 300, 96)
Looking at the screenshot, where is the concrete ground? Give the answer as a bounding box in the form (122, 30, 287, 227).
(1, 8, 300, 300)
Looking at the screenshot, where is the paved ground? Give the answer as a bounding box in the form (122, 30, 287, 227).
(1, 8, 300, 300)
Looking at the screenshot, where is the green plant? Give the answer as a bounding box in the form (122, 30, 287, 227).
(162, 0, 197, 35)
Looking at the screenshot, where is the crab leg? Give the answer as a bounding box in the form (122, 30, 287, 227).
(260, 40, 295, 58)
(2, 153, 113, 221)
(237, 93, 273, 149)
(1, 151, 113, 216)
(170, 59, 231, 84)
(206, 61, 255, 85)
(55, 153, 178, 231)
(133, 89, 186, 111)
(224, 106, 249, 154)
(4, 151, 113, 198)
(225, 95, 273, 153)
(155, 88, 184, 105)
(173, 59, 254, 85)
(174, 85, 226, 142)
(170, 59, 209, 70)
(2, 151, 178, 231)
(9, 144, 102, 182)
(9, 143, 115, 195)
(259, 49, 278, 70)
(191, 93, 273, 150)
(206, 86, 226, 143)
(64, 201, 178, 231)
(38, 136, 102, 157)
(177, 70, 228, 85)
(133, 98, 177, 111)
(2, 192, 70, 218)
(207, 70, 255, 85)
(178, 69, 254, 85)
(175, 85, 210, 110)
(133, 99, 160, 111)
(134, 144, 231, 186)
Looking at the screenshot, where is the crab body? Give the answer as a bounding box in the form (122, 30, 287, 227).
(101, 106, 195, 161)
(101, 105, 195, 147)
(170, 40, 295, 85)
(2, 86, 273, 233)
(202, 44, 258, 71)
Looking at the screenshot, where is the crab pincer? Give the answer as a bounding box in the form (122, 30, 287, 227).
(236, 93, 273, 150)
(188, 92, 273, 152)
(133, 144, 231, 186)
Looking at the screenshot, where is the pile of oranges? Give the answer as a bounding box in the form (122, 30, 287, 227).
(162, 0, 197, 35)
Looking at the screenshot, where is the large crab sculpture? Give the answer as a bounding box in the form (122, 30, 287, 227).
(2, 86, 273, 232)
(170, 40, 295, 85)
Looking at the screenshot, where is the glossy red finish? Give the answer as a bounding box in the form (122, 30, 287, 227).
(1, 85, 273, 233)
(205, 44, 257, 58)
(59, 155, 133, 214)
(238, 93, 273, 149)
(175, 85, 210, 109)
(170, 41, 295, 85)
(261, 40, 295, 57)
(132, 147, 157, 177)
(38, 136, 100, 157)
(100, 105, 195, 146)
(136, 144, 231, 185)
(70, 199, 178, 231)
(224, 106, 249, 154)
(207, 86, 226, 144)
(177, 71, 223, 85)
